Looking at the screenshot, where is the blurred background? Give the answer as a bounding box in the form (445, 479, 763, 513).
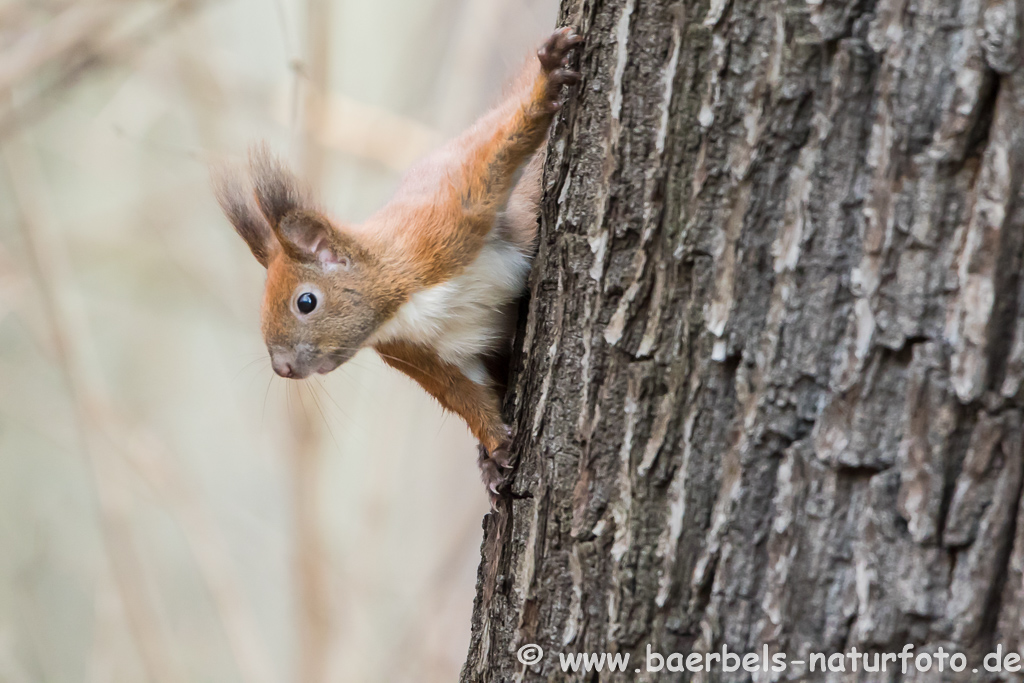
(0, 0, 556, 681)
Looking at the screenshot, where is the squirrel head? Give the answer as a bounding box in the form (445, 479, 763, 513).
(214, 145, 387, 379)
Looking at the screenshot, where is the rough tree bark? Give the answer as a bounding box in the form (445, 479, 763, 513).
(461, 0, 1024, 680)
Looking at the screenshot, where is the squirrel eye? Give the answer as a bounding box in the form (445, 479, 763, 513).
(296, 292, 317, 314)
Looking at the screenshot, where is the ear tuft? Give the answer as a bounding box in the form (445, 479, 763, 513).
(215, 143, 345, 268)
(248, 143, 313, 227)
(211, 165, 276, 267)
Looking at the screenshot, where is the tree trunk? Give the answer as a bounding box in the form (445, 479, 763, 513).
(461, 0, 1024, 680)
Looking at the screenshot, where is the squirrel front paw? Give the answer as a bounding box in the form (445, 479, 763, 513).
(537, 27, 582, 111)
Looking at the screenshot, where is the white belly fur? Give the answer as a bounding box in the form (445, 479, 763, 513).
(368, 237, 531, 383)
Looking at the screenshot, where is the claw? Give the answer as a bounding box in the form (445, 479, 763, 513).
(538, 26, 582, 72)
(477, 427, 516, 503)
(490, 447, 512, 470)
(537, 28, 581, 113)
(478, 443, 509, 503)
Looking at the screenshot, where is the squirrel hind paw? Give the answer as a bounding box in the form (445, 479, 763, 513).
(477, 441, 514, 507)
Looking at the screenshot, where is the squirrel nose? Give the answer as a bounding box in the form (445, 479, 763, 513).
(271, 354, 297, 378)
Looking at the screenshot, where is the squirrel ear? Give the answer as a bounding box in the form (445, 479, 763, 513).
(276, 213, 351, 269)
(212, 167, 276, 268)
(242, 143, 352, 269)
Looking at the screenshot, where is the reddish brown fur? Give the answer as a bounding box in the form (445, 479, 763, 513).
(373, 340, 509, 451)
(354, 57, 565, 288)
(214, 28, 581, 502)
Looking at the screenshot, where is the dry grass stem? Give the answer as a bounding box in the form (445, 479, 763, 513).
(2, 125, 275, 683)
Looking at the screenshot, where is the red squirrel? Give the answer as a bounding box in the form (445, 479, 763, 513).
(214, 28, 581, 503)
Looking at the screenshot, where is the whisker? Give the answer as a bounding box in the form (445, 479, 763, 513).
(286, 379, 295, 421)
(312, 376, 352, 422)
(262, 373, 274, 428)
(234, 355, 270, 382)
(244, 361, 271, 398)
(373, 351, 419, 371)
(306, 382, 343, 455)
(333, 363, 374, 396)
